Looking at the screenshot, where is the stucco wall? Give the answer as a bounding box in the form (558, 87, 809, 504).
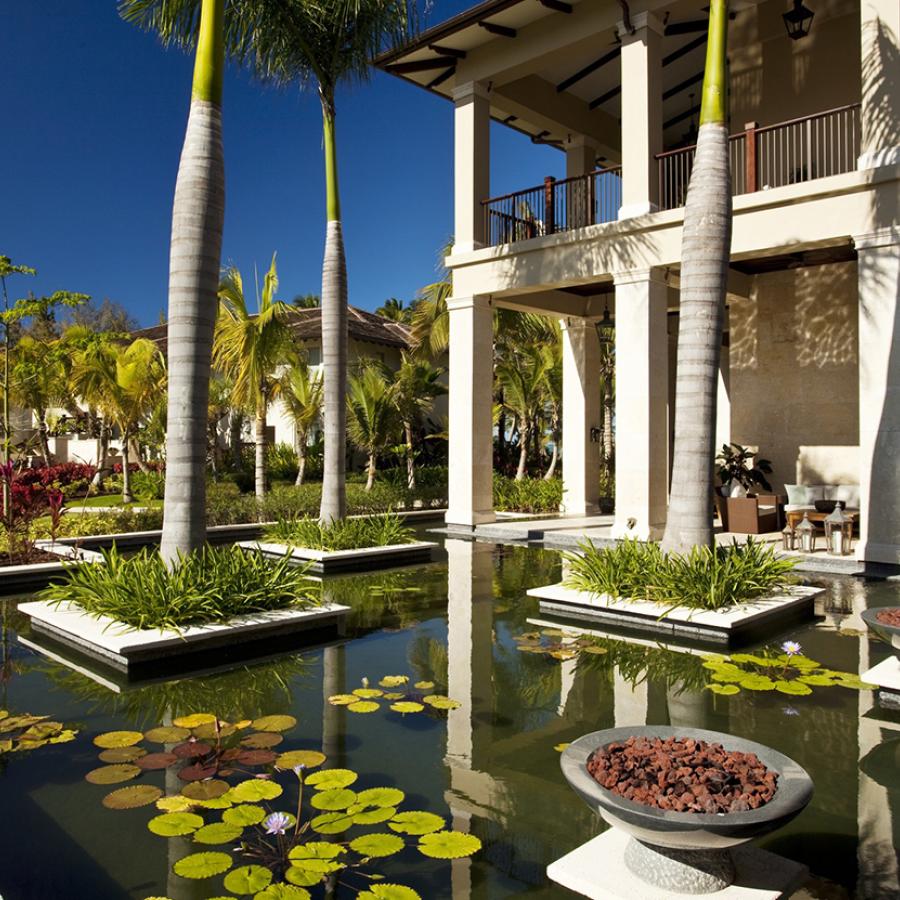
(729, 260, 859, 491)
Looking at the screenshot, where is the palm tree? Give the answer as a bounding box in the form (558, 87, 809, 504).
(346, 364, 397, 491)
(393, 353, 446, 489)
(540, 338, 562, 480)
(280, 360, 324, 486)
(10, 335, 63, 466)
(234, 0, 413, 522)
(409, 242, 452, 358)
(120, 0, 227, 561)
(660, 0, 732, 554)
(213, 255, 295, 502)
(375, 297, 408, 322)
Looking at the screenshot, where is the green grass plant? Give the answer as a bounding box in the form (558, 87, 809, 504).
(265, 512, 415, 551)
(563, 538, 798, 611)
(39, 545, 321, 631)
(493, 476, 562, 513)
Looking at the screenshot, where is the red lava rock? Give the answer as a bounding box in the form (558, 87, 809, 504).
(876, 608, 900, 628)
(586, 736, 779, 814)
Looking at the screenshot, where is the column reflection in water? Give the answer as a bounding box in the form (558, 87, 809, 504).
(321, 641, 345, 767)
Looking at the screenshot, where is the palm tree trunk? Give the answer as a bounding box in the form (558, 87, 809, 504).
(37, 411, 52, 466)
(544, 430, 559, 479)
(133, 438, 151, 473)
(404, 419, 416, 490)
(229, 410, 243, 469)
(602, 399, 614, 460)
(92, 424, 111, 487)
(319, 98, 348, 524)
(254, 406, 267, 502)
(515, 418, 528, 481)
(660, 0, 731, 555)
(159, 0, 226, 564)
(295, 440, 307, 486)
(365, 452, 376, 491)
(121, 431, 133, 505)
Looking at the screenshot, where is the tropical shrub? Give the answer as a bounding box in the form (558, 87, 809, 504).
(266, 442, 299, 482)
(206, 481, 259, 526)
(265, 513, 415, 550)
(40, 545, 321, 631)
(493, 475, 562, 513)
(130, 469, 166, 501)
(55, 509, 164, 538)
(563, 539, 798, 611)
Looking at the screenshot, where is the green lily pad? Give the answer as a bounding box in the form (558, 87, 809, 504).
(288, 842, 346, 861)
(103, 785, 162, 810)
(305, 769, 358, 791)
(349, 833, 405, 858)
(230, 780, 283, 803)
(739, 675, 776, 691)
(98, 746, 147, 763)
(327, 694, 358, 706)
(775, 680, 813, 695)
(417, 831, 482, 859)
(352, 806, 397, 825)
(182, 779, 230, 801)
(347, 701, 380, 714)
(241, 732, 283, 749)
(193, 822, 244, 845)
(413, 681, 434, 691)
(253, 885, 311, 900)
(276, 750, 326, 770)
(797, 674, 836, 686)
(355, 787, 405, 808)
(148, 812, 205, 836)
(145, 726, 192, 744)
(223, 865, 272, 894)
(422, 695, 461, 710)
(94, 730, 144, 749)
(250, 715, 297, 733)
(172, 851, 233, 879)
(358, 886, 422, 900)
(379, 676, 409, 688)
(85, 764, 141, 785)
(223, 804, 267, 826)
(705, 683, 740, 695)
(389, 811, 445, 835)
(309, 812, 354, 834)
(353, 688, 384, 699)
(172, 713, 217, 729)
(310, 788, 357, 811)
(390, 702, 424, 714)
(284, 868, 322, 887)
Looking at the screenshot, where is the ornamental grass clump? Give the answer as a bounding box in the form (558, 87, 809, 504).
(563, 539, 798, 611)
(40, 545, 321, 631)
(265, 512, 415, 551)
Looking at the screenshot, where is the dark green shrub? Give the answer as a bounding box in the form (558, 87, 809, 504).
(206, 482, 258, 526)
(266, 442, 299, 481)
(131, 469, 166, 501)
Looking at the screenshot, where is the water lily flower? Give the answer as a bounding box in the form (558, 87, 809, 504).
(293, 764, 306, 776)
(781, 640, 802, 656)
(264, 811, 291, 835)
(782, 706, 800, 716)
(361, 676, 370, 688)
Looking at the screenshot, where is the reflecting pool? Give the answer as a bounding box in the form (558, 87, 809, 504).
(1, 537, 899, 898)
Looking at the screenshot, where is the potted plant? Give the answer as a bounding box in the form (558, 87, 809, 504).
(715, 443, 773, 495)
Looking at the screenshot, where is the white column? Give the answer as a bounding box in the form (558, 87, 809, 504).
(565, 135, 597, 179)
(858, 0, 900, 169)
(446, 295, 495, 528)
(617, 12, 664, 218)
(855, 227, 900, 565)
(612, 268, 669, 540)
(453, 81, 491, 253)
(561, 318, 601, 516)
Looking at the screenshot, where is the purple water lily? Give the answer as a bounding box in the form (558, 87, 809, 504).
(264, 811, 291, 835)
(781, 640, 802, 656)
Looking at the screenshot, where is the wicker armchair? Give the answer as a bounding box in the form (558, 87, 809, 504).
(715, 494, 782, 534)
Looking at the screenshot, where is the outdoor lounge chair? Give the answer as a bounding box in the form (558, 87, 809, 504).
(715, 494, 781, 534)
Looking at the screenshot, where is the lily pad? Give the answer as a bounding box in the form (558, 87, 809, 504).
(390, 702, 424, 714)
(250, 715, 297, 733)
(352, 806, 396, 825)
(94, 730, 144, 749)
(352, 689, 384, 699)
(739, 675, 776, 691)
(383, 692, 406, 701)
(347, 702, 380, 714)
(98, 746, 146, 763)
(422, 695, 461, 710)
(145, 726, 192, 743)
(103, 785, 163, 809)
(157, 795, 196, 813)
(276, 750, 326, 770)
(178, 762, 219, 782)
(230, 780, 283, 803)
(241, 732, 283, 749)
(172, 713, 217, 729)
(148, 812, 205, 837)
(379, 676, 409, 688)
(417, 831, 482, 859)
(224, 865, 272, 895)
(237, 749, 278, 766)
(706, 684, 741, 696)
(254, 886, 311, 900)
(284, 868, 322, 887)
(172, 851, 233, 879)
(327, 694, 358, 706)
(85, 764, 141, 785)
(388, 811, 444, 835)
(137, 752, 179, 771)
(305, 769, 358, 791)
(288, 842, 346, 862)
(193, 822, 244, 845)
(798, 674, 837, 686)
(358, 886, 421, 900)
(310, 788, 357, 811)
(413, 681, 434, 691)
(223, 804, 267, 826)
(775, 680, 813, 695)
(355, 787, 405, 808)
(349, 833, 405, 858)
(309, 811, 354, 834)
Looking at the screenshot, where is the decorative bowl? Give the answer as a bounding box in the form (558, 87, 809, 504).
(560, 726, 814, 852)
(861, 608, 900, 654)
(814, 499, 841, 513)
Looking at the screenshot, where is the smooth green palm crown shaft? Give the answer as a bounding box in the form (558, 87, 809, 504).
(699, 0, 728, 125)
(192, 0, 225, 103)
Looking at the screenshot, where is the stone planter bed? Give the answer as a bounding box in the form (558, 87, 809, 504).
(17, 599, 349, 673)
(860, 607, 900, 706)
(526, 583, 822, 646)
(236, 539, 439, 573)
(0, 541, 105, 594)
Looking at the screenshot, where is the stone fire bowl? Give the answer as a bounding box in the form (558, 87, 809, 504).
(560, 726, 813, 852)
(861, 608, 900, 654)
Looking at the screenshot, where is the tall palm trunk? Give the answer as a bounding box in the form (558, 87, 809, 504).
(294, 428, 307, 486)
(365, 452, 376, 491)
(404, 419, 416, 490)
(229, 410, 243, 469)
(132, 438, 151, 473)
(254, 404, 267, 502)
(121, 431, 133, 505)
(92, 422, 111, 487)
(37, 411, 52, 466)
(544, 425, 559, 479)
(660, 0, 732, 554)
(319, 96, 348, 523)
(159, 0, 225, 564)
(515, 418, 529, 481)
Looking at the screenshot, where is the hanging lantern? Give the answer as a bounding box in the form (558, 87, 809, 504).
(781, 523, 795, 551)
(783, 0, 815, 40)
(595, 302, 615, 345)
(795, 513, 816, 553)
(824, 506, 847, 556)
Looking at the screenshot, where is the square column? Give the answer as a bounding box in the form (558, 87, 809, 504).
(617, 12, 664, 219)
(565, 136, 598, 179)
(446, 295, 495, 528)
(859, 0, 900, 170)
(453, 82, 491, 253)
(561, 318, 601, 515)
(855, 227, 900, 565)
(612, 268, 669, 539)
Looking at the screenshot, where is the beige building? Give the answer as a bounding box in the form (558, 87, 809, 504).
(378, 0, 900, 565)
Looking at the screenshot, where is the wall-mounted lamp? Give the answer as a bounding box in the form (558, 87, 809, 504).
(783, 0, 814, 40)
(590, 427, 602, 443)
(595, 301, 615, 345)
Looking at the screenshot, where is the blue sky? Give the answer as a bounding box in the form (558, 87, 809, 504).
(3, 1, 560, 327)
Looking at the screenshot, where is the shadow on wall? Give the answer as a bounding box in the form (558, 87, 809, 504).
(794, 263, 858, 369)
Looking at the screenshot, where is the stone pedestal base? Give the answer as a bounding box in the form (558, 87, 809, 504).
(861, 656, 900, 708)
(547, 829, 808, 899)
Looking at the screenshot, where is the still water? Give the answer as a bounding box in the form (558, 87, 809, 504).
(1, 537, 899, 899)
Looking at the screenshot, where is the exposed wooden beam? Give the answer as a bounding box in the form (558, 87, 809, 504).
(663, 34, 707, 66)
(556, 46, 620, 93)
(539, 0, 573, 13)
(664, 104, 700, 129)
(589, 86, 620, 110)
(386, 56, 461, 74)
(478, 21, 517, 38)
(502, 114, 518, 124)
(664, 19, 708, 36)
(663, 70, 704, 101)
(427, 43, 466, 59)
(427, 66, 456, 89)
(531, 129, 552, 143)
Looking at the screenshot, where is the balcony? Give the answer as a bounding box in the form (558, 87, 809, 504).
(481, 104, 861, 248)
